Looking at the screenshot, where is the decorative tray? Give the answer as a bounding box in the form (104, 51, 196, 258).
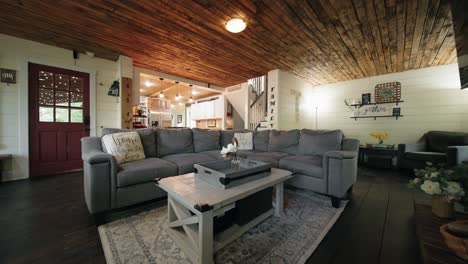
(194, 159, 272, 189)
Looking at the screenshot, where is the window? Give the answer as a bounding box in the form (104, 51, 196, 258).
(38, 71, 84, 123)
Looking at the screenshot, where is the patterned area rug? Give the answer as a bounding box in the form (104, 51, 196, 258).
(98, 189, 347, 264)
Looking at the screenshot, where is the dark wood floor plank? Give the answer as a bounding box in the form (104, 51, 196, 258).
(330, 169, 392, 264)
(0, 168, 419, 264)
(379, 172, 420, 264)
(306, 170, 375, 263)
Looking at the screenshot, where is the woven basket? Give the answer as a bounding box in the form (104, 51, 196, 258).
(440, 221, 468, 261)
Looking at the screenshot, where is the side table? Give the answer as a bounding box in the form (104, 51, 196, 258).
(358, 146, 398, 169)
(0, 154, 12, 181)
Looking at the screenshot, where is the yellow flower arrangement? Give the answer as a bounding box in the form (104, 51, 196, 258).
(370, 132, 387, 144)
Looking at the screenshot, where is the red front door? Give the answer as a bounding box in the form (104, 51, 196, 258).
(29, 63, 90, 177)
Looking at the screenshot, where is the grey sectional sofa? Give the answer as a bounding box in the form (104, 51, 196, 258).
(81, 128, 359, 214)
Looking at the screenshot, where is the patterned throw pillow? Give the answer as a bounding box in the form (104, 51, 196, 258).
(234, 132, 253, 150)
(101, 132, 146, 164)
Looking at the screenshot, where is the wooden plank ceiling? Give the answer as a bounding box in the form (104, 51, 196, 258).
(0, 0, 459, 87)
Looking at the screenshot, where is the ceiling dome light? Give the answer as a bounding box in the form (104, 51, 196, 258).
(225, 18, 246, 33)
(145, 80, 153, 87)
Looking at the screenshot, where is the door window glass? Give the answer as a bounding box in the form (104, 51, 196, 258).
(38, 72, 84, 123)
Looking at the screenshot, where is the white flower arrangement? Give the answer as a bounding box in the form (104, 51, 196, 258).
(220, 143, 238, 158)
(220, 137, 239, 159)
(409, 162, 466, 202)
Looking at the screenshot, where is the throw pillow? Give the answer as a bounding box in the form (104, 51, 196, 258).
(234, 132, 253, 150)
(101, 132, 146, 164)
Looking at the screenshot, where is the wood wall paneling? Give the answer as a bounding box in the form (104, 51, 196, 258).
(0, 0, 460, 87)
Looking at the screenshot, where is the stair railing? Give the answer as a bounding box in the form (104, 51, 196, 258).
(248, 76, 267, 130)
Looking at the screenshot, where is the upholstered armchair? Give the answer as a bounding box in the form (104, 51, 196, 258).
(398, 131, 468, 169)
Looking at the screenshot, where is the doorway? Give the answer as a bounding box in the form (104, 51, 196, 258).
(28, 63, 90, 177)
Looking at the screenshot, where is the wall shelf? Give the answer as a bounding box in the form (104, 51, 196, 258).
(350, 100, 404, 108)
(350, 115, 403, 121)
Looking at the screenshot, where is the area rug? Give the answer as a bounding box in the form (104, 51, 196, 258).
(98, 189, 347, 264)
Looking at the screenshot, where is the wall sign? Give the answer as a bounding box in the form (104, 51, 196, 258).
(352, 104, 393, 117)
(374, 82, 401, 103)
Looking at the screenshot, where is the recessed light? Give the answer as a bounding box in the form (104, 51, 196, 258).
(159, 91, 165, 99)
(225, 18, 246, 33)
(145, 80, 153, 87)
(192, 90, 199, 95)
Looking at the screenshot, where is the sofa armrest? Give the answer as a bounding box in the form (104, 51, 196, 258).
(81, 137, 117, 214)
(398, 143, 426, 153)
(324, 148, 358, 199)
(325, 150, 357, 159)
(342, 138, 360, 152)
(447, 146, 468, 166)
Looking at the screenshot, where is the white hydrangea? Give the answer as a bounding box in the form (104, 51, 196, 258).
(420, 180, 442, 195)
(443, 181, 465, 197)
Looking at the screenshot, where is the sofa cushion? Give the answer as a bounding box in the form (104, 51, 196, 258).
(279, 155, 323, 179)
(101, 128, 157, 157)
(268, 130, 300, 154)
(242, 151, 290, 167)
(200, 150, 223, 160)
(192, 128, 220, 153)
(220, 129, 246, 148)
(157, 128, 193, 157)
(405, 151, 446, 164)
(426, 131, 468, 153)
(253, 130, 269, 152)
(234, 132, 253, 150)
(101, 132, 146, 164)
(299, 129, 343, 156)
(161, 153, 216, 174)
(117, 158, 178, 187)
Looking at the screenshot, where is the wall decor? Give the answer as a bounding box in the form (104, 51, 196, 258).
(352, 104, 393, 117)
(374, 82, 401, 103)
(207, 119, 216, 127)
(0, 68, 16, 84)
(362, 93, 371, 104)
(267, 85, 278, 129)
(392, 107, 401, 116)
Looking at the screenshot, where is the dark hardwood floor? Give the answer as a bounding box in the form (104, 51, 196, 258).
(0, 168, 421, 264)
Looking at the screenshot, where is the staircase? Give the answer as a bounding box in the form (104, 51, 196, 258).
(248, 76, 268, 131)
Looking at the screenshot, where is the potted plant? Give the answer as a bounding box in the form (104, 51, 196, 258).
(370, 132, 387, 146)
(409, 162, 466, 218)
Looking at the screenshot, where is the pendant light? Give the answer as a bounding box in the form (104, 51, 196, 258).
(188, 84, 194, 103)
(175, 81, 181, 101)
(158, 78, 165, 99)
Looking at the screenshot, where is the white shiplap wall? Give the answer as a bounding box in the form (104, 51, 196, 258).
(303, 64, 468, 145)
(0, 34, 120, 181)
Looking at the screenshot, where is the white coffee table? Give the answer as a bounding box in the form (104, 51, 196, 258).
(157, 168, 292, 264)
